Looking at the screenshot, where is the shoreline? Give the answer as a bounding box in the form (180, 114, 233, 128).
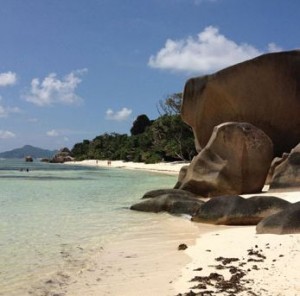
(63, 215, 218, 296)
(65, 159, 189, 175)
(65, 159, 300, 295)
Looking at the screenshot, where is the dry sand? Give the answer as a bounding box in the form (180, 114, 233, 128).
(175, 190, 300, 296)
(66, 159, 189, 175)
(64, 160, 300, 296)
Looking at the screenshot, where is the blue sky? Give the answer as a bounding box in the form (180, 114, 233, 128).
(0, 0, 299, 152)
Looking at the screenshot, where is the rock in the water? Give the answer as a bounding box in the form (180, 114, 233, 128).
(192, 195, 291, 225)
(131, 190, 204, 216)
(50, 147, 74, 163)
(181, 50, 300, 156)
(256, 202, 300, 234)
(269, 143, 300, 190)
(142, 188, 197, 199)
(178, 122, 273, 196)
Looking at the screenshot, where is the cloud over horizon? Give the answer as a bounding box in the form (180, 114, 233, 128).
(0, 71, 17, 87)
(0, 130, 16, 139)
(148, 26, 282, 74)
(106, 107, 132, 121)
(23, 69, 87, 106)
(46, 129, 60, 137)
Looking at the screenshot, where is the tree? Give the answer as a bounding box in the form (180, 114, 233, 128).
(70, 92, 196, 163)
(150, 115, 196, 161)
(130, 114, 152, 135)
(71, 140, 90, 159)
(157, 93, 183, 115)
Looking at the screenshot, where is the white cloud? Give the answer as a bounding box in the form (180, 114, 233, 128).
(0, 96, 21, 118)
(148, 26, 281, 74)
(0, 130, 16, 139)
(0, 71, 17, 87)
(106, 107, 132, 121)
(47, 129, 60, 137)
(23, 69, 87, 106)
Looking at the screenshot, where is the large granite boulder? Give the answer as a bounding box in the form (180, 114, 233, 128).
(256, 202, 300, 234)
(177, 122, 273, 197)
(269, 143, 300, 190)
(181, 50, 300, 156)
(50, 147, 74, 163)
(131, 189, 204, 216)
(192, 195, 291, 225)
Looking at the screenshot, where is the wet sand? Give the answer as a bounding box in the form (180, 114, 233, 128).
(48, 215, 216, 296)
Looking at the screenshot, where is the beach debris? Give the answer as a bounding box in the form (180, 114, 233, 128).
(177, 242, 279, 296)
(178, 243, 188, 250)
(215, 257, 239, 265)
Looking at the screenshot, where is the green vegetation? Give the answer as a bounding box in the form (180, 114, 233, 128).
(71, 94, 196, 163)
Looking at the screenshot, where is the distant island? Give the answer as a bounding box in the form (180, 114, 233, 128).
(0, 145, 57, 159)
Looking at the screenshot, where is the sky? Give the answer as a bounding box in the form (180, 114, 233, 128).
(0, 0, 299, 152)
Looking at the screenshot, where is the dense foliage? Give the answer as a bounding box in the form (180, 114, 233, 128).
(71, 94, 196, 163)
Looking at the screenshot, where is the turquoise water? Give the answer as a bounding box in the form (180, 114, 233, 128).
(0, 159, 177, 295)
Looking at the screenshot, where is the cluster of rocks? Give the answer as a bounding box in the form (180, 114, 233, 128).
(131, 50, 300, 235)
(49, 147, 74, 163)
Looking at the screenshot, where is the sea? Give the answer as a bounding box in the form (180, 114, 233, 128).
(0, 159, 178, 296)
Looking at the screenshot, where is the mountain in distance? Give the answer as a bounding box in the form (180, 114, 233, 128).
(0, 145, 58, 159)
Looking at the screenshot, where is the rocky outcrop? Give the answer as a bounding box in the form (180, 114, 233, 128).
(177, 122, 273, 197)
(131, 189, 204, 216)
(192, 195, 291, 225)
(50, 147, 74, 163)
(25, 156, 33, 162)
(142, 188, 197, 199)
(256, 202, 300, 234)
(269, 144, 300, 190)
(181, 50, 300, 156)
(265, 153, 289, 185)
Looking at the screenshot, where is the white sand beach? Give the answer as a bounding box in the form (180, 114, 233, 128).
(63, 160, 300, 296)
(66, 159, 189, 175)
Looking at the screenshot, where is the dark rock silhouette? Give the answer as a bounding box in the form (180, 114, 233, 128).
(192, 195, 290, 225)
(131, 189, 204, 216)
(256, 202, 300, 234)
(269, 143, 300, 190)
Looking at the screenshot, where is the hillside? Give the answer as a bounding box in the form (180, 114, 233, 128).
(0, 145, 57, 159)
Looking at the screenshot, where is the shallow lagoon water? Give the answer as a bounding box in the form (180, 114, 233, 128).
(0, 159, 177, 295)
